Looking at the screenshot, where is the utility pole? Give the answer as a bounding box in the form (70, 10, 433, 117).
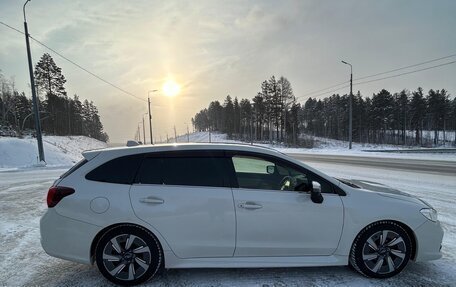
(142, 117, 146, 144)
(166, 133, 169, 143)
(342, 60, 353, 149)
(147, 90, 157, 144)
(148, 97, 153, 144)
(209, 126, 212, 143)
(250, 117, 253, 145)
(174, 125, 177, 143)
(186, 124, 190, 142)
(23, 0, 45, 162)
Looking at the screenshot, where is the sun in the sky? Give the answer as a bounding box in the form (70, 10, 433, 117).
(162, 79, 180, 97)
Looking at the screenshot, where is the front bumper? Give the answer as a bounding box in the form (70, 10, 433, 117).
(40, 208, 101, 265)
(413, 219, 444, 262)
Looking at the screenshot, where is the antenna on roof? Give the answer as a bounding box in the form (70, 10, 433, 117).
(126, 140, 140, 147)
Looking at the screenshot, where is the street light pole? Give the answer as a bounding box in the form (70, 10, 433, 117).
(23, 0, 45, 162)
(147, 90, 158, 145)
(341, 60, 353, 150)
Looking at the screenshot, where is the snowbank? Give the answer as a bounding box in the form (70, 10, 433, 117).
(0, 136, 107, 170)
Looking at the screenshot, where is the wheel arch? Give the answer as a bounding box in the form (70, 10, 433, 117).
(89, 222, 165, 265)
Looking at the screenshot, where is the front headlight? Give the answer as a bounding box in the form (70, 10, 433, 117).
(420, 208, 438, 222)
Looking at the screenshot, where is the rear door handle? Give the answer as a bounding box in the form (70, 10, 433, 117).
(238, 202, 263, 210)
(139, 197, 164, 204)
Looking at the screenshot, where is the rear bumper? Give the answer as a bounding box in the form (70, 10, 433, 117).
(40, 208, 100, 265)
(414, 219, 444, 262)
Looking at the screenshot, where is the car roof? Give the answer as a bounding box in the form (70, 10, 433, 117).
(82, 142, 283, 160)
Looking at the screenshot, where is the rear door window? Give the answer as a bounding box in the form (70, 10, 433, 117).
(136, 157, 162, 184)
(161, 157, 227, 187)
(136, 155, 229, 187)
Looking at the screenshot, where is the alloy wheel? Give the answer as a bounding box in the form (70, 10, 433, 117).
(361, 230, 407, 275)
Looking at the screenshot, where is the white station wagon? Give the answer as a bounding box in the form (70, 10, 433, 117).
(40, 143, 443, 285)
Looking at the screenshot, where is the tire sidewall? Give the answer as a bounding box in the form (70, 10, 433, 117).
(351, 222, 412, 279)
(95, 225, 162, 286)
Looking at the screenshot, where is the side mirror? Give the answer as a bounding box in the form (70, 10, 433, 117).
(266, 165, 275, 174)
(310, 181, 324, 204)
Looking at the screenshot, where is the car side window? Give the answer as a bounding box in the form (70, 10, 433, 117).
(231, 155, 333, 193)
(160, 157, 227, 188)
(86, 155, 143, 184)
(136, 157, 162, 184)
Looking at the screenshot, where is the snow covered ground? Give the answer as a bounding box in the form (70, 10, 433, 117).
(0, 159, 455, 286)
(0, 136, 107, 171)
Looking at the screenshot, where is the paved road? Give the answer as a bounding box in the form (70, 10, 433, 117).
(288, 153, 456, 176)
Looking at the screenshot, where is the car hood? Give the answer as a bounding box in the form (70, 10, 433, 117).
(337, 178, 431, 207)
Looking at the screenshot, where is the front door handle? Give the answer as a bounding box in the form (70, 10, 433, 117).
(139, 197, 164, 204)
(238, 202, 263, 210)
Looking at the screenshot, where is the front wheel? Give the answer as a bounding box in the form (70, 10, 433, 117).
(95, 224, 163, 286)
(350, 221, 412, 278)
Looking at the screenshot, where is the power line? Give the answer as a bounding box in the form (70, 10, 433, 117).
(0, 20, 23, 34)
(298, 85, 349, 100)
(355, 60, 456, 86)
(301, 80, 349, 97)
(299, 52, 456, 98)
(0, 20, 146, 102)
(355, 53, 456, 81)
(299, 60, 456, 100)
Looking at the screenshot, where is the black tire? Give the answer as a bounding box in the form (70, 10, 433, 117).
(95, 224, 163, 286)
(350, 221, 412, 278)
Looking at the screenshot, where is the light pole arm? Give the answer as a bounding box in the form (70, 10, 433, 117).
(23, 0, 30, 23)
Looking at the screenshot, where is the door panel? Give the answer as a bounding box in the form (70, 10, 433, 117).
(233, 188, 344, 256)
(130, 184, 236, 258)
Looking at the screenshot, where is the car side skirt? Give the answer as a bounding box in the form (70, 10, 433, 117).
(163, 250, 348, 269)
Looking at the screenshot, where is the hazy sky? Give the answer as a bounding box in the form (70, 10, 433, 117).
(1, 0, 456, 143)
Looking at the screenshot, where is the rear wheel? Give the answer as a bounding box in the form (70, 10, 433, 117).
(350, 221, 412, 278)
(95, 224, 162, 286)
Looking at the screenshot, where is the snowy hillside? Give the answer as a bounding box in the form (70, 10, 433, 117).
(0, 136, 107, 170)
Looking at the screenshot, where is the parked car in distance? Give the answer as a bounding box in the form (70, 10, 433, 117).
(40, 143, 443, 286)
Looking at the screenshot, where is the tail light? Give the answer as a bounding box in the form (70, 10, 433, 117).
(47, 186, 75, 208)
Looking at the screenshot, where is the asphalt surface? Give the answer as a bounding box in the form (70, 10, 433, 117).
(288, 153, 456, 176)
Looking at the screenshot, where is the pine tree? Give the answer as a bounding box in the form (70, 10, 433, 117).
(239, 98, 252, 140)
(233, 97, 240, 136)
(410, 87, 426, 144)
(277, 76, 294, 141)
(34, 53, 67, 98)
(252, 93, 266, 141)
(223, 95, 234, 136)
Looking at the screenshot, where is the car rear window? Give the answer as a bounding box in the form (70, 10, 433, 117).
(86, 155, 143, 184)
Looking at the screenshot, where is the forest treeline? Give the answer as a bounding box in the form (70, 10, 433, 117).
(0, 53, 108, 142)
(192, 76, 456, 147)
